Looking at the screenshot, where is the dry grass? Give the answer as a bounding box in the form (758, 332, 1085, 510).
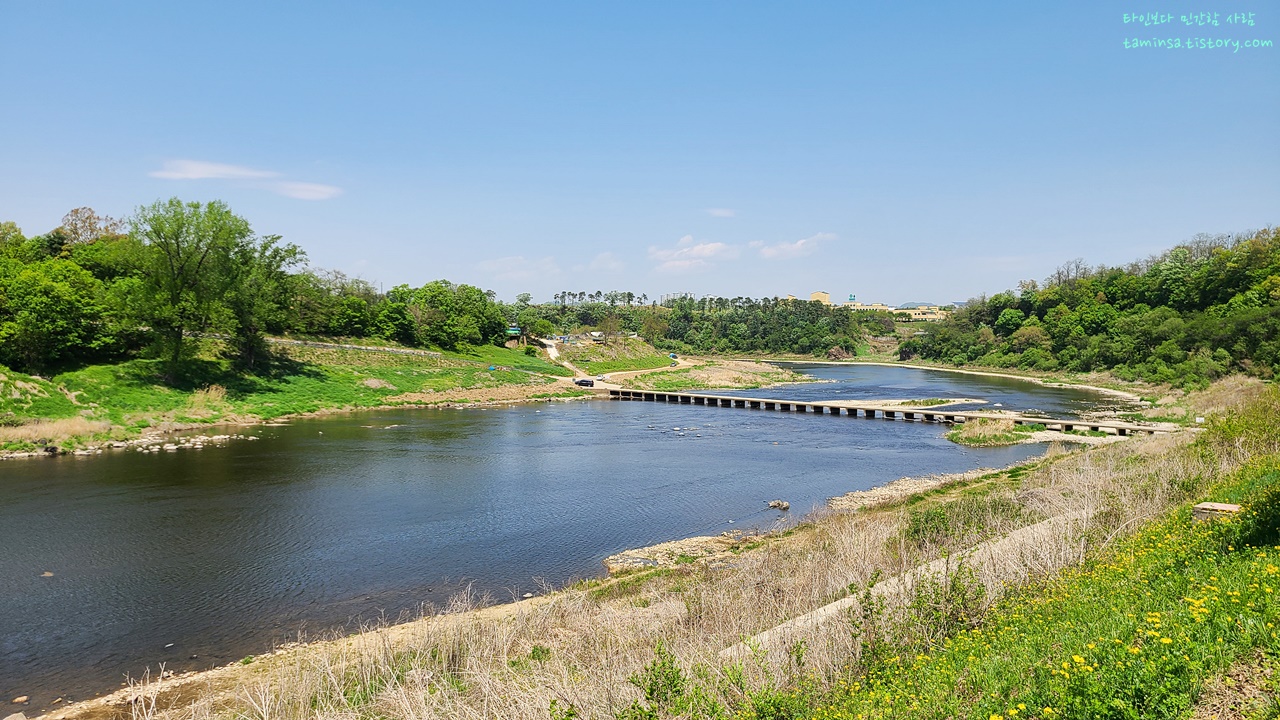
(1188, 650, 1280, 719)
(0, 416, 112, 445)
(1187, 374, 1268, 417)
(50, 380, 1273, 720)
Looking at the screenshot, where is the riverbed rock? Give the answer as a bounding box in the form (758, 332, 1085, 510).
(10, 696, 29, 704)
(6, 711, 28, 720)
(767, 500, 790, 511)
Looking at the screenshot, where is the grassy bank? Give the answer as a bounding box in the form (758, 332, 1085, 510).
(0, 341, 581, 453)
(49, 378, 1279, 720)
(946, 418, 1046, 446)
(558, 337, 673, 374)
(622, 360, 808, 391)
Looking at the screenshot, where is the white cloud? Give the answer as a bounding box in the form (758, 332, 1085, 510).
(757, 232, 834, 260)
(477, 255, 561, 282)
(150, 159, 279, 180)
(706, 208, 736, 218)
(649, 235, 738, 273)
(270, 181, 344, 201)
(150, 159, 343, 201)
(587, 252, 625, 273)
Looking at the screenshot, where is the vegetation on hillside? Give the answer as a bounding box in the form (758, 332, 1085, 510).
(0, 343, 579, 452)
(0, 204, 537, 381)
(556, 337, 673, 374)
(899, 228, 1280, 388)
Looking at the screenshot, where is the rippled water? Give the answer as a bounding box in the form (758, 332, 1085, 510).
(0, 364, 1131, 708)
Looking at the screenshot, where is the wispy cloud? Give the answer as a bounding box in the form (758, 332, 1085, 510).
(478, 255, 561, 282)
(757, 232, 834, 260)
(150, 159, 343, 201)
(150, 159, 279, 180)
(649, 234, 738, 273)
(706, 208, 736, 218)
(270, 181, 343, 201)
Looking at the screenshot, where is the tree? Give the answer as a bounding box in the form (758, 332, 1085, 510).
(0, 259, 108, 371)
(994, 308, 1026, 337)
(60, 207, 125, 245)
(130, 198, 252, 382)
(598, 313, 621, 341)
(224, 234, 306, 369)
(641, 313, 669, 343)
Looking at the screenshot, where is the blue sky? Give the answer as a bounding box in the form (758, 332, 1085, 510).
(2, 1, 1276, 305)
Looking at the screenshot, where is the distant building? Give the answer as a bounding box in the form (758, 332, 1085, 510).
(845, 301, 894, 312)
(660, 292, 695, 305)
(809, 290, 831, 304)
(900, 305, 950, 321)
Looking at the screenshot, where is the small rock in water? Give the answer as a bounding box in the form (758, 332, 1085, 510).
(522, 592, 534, 599)
(40, 571, 53, 578)
(164, 643, 174, 648)
(11, 696, 29, 704)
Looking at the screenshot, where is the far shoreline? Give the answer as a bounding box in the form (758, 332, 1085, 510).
(753, 357, 1148, 404)
(2, 358, 1149, 462)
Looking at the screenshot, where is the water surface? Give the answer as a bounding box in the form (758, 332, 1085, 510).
(0, 364, 1129, 707)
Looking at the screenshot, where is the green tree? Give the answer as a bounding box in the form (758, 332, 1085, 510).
(994, 308, 1026, 337)
(130, 198, 252, 382)
(0, 259, 108, 371)
(224, 235, 306, 370)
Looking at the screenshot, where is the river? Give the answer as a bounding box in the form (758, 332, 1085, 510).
(0, 364, 1132, 708)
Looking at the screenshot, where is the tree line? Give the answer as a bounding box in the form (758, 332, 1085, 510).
(14, 197, 1264, 388)
(0, 199, 901, 383)
(0, 200, 518, 381)
(899, 228, 1280, 387)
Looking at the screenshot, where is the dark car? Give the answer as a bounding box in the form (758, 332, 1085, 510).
(574, 378, 595, 387)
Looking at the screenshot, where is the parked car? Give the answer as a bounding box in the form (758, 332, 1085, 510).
(574, 378, 595, 387)
(596, 374, 606, 381)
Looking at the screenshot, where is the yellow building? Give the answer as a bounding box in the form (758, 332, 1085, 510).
(809, 290, 831, 304)
(844, 301, 894, 312)
(904, 305, 949, 321)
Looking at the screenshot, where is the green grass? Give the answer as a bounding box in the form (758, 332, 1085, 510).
(51, 357, 556, 427)
(946, 418, 1042, 447)
(0, 365, 81, 421)
(558, 337, 672, 374)
(812, 459, 1280, 720)
(583, 355, 673, 374)
(442, 343, 573, 376)
(0, 340, 570, 449)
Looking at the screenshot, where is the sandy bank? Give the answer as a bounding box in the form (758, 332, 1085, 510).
(756, 358, 1148, 403)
